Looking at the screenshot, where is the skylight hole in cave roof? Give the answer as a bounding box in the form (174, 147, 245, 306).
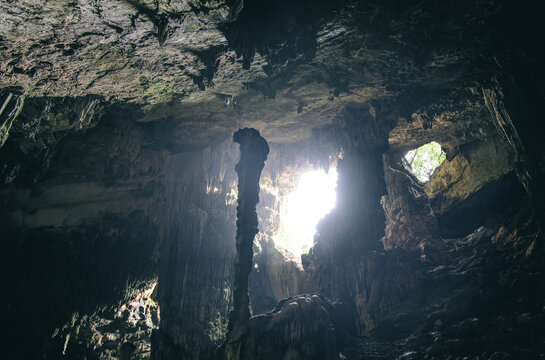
(404, 141, 446, 183)
(272, 168, 338, 262)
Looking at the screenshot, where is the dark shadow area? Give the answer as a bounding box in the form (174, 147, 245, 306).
(436, 173, 528, 238)
(1, 211, 158, 358)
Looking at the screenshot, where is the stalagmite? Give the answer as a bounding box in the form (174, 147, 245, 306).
(222, 128, 269, 360)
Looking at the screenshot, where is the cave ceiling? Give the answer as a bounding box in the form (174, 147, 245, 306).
(0, 0, 527, 147)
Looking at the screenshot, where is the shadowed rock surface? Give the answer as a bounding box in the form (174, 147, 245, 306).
(237, 295, 341, 360)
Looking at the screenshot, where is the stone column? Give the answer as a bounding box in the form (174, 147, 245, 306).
(223, 128, 269, 360)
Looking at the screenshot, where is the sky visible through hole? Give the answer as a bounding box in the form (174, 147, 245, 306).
(273, 169, 338, 261)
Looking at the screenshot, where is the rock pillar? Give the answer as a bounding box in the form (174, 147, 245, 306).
(223, 128, 269, 360)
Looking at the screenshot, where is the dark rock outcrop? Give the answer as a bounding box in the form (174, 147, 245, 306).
(53, 279, 160, 360)
(233, 295, 342, 360)
(381, 153, 440, 251)
(341, 226, 545, 359)
(302, 102, 397, 334)
(1, 210, 159, 359)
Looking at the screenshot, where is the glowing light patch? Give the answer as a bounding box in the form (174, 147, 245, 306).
(273, 169, 338, 260)
(404, 141, 446, 183)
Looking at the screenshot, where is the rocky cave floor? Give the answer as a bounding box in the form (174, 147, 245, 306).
(339, 227, 545, 360)
(12, 220, 545, 360)
(247, 225, 545, 360)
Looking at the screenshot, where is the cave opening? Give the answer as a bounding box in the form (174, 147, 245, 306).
(2, 0, 545, 358)
(272, 168, 338, 260)
(404, 141, 446, 182)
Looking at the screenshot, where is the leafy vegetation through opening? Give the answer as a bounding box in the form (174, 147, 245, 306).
(404, 141, 446, 183)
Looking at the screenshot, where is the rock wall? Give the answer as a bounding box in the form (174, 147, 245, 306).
(1, 112, 162, 358)
(381, 153, 440, 252)
(1, 109, 242, 359)
(151, 139, 239, 360)
(231, 295, 342, 360)
(425, 138, 527, 238)
(483, 72, 545, 230)
(302, 102, 397, 334)
(339, 226, 545, 359)
(425, 139, 514, 216)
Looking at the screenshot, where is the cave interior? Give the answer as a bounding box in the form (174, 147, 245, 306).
(1, 0, 544, 359)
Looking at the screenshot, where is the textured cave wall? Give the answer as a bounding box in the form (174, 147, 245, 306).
(472, 0, 545, 232)
(380, 152, 442, 254)
(0, 102, 248, 359)
(301, 101, 398, 335)
(150, 139, 240, 360)
(483, 72, 545, 231)
(425, 138, 527, 238)
(1, 211, 159, 359)
(425, 139, 513, 215)
(0, 109, 163, 358)
(299, 54, 543, 350)
(381, 132, 521, 249)
(295, 98, 545, 359)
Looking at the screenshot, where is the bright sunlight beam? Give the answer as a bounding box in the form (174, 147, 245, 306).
(273, 169, 338, 261)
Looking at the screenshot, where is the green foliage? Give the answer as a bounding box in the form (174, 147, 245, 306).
(404, 141, 446, 182)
